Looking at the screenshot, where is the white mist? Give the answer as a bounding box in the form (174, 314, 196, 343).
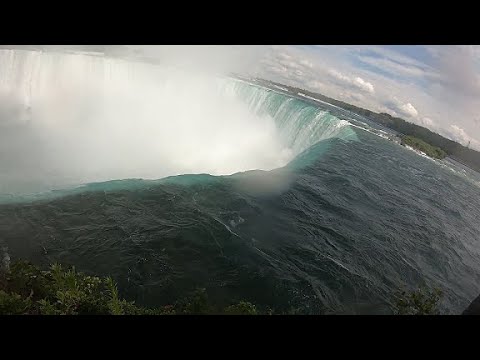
(0, 49, 293, 194)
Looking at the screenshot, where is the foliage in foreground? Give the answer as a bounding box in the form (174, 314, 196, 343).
(0, 261, 257, 315)
(0, 260, 445, 315)
(393, 287, 443, 315)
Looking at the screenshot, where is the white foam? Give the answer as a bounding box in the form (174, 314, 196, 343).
(272, 84, 289, 92)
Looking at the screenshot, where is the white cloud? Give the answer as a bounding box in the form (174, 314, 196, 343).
(354, 77, 375, 93)
(446, 125, 472, 146)
(328, 70, 375, 94)
(421, 117, 435, 127)
(328, 69, 350, 83)
(380, 97, 420, 120)
(399, 103, 418, 118)
(299, 59, 313, 68)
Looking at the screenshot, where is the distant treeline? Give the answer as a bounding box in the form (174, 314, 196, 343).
(249, 77, 480, 172)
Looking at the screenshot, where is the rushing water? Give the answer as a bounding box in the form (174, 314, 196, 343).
(1, 49, 480, 314)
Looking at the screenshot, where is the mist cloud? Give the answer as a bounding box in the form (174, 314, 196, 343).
(0, 48, 292, 195)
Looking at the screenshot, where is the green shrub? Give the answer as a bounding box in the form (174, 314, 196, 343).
(401, 136, 447, 159)
(0, 290, 33, 315)
(394, 287, 443, 315)
(0, 260, 259, 315)
(0, 260, 153, 315)
(224, 301, 257, 315)
(5, 259, 444, 315)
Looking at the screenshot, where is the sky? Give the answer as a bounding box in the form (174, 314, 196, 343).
(252, 45, 480, 151)
(73, 45, 480, 151)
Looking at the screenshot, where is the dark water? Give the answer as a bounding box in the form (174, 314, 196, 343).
(1, 127, 480, 314)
